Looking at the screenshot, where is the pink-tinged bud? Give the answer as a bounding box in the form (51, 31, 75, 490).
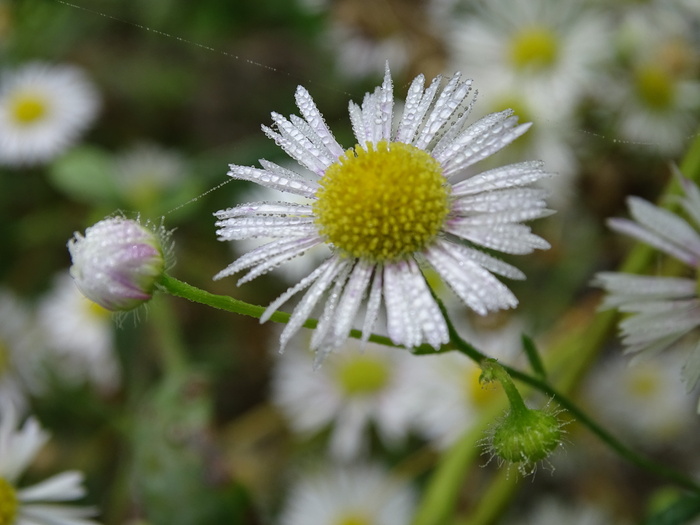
(67, 217, 167, 311)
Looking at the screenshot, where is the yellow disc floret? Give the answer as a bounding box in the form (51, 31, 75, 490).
(313, 141, 450, 262)
(635, 65, 675, 111)
(10, 93, 48, 125)
(0, 478, 18, 525)
(509, 26, 559, 71)
(337, 355, 390, 396)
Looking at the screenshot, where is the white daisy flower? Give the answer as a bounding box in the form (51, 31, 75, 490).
(448, 0, 611, 121)
(113, 142, 187, 207)
(593, 174, 700, 402)
(0, 62, 99, 167)
(271, 334, 418, 460)
(0, 403, 100, 525)
(504, 497, 624, 525)
(215, 65, 553, 357)
(600, 9, 700, 155)
(0, 289, 43, 413)
(278, 463, 416, 525)
(583, 351, 696, 447)
(37, 274, 120, 393)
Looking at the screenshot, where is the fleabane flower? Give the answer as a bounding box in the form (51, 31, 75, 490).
(0, 403, 101, 525)
(0, 62, 99, 166)
(68, 217, 169, 312)
(593, 173, 700, 403)
(278, 463, 416, 525)
(215, 65, 553, 356)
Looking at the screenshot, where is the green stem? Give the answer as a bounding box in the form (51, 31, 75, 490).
(446, 324, 700, 495)
(148, 293, 189, 375)
(157, 273, 403, 348)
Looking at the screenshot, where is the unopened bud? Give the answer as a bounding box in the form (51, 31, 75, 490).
(67, 217, 169, 311)
(489, 407, 562, 474)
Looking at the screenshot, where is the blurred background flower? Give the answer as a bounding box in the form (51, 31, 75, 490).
(2, 0, 700, 523)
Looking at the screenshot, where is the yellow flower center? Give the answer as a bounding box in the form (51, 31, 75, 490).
(465, 365, 500, 407)
(0, 340, 11, 377)
(509, 27, 559, 71)
(635, 65, 675, 110)
(626, 366, 660, 398)
(335, 512, 372, 525)
(0, 477, 18, 525)
(10, 93, 48, 125)
(314, 141, 450, 262)
(337, 355, 390, 396)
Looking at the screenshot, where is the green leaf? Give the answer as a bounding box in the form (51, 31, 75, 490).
(48, 146, 119, 204)
(643, 495, 700, 525)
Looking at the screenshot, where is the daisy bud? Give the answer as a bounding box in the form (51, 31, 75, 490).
(480, 359, 563, 474)
(67, 217, 169, 311)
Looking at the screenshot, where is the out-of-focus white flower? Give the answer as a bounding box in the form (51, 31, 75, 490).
(304, 0, 457, 79)
(504, 497, 625, 525)
(583, 351, 696, 447)
(37, 274, 120, 393)
(599, 10, 700, 155)
(0, 289, 43, 412)
(68, 216, 168, 312)
(0, 403, 101, 525)
(215, 65, 552, 359)
(447, 0, 610, 202)
(278, 463, 416, 525)
(400, 319, 524, 448)
(113, 142, 187, 208)
(271, 334, 418, 461)
(593, 174, 700, 408)
(0, 62, 99, 166)
(449, 0, 610, 120)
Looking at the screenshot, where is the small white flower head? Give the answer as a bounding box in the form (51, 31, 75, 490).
(278, 463, 416, 525)
(68, 216, 170, 312)
(600, 9, 700, 154)
(505, 497, 624, 525)
(113, 142, 189, 214)
(449, 0, 611, 120)
(271, 335, 417, 461)
(0, 403, 101, 525)
(0, 61, 99, 167)
(583, 351, 697, 448)
(593, 172, 700, 399)
(38, 274, 120, 393)
(215, 64, 553, 357)
(0, 289, 43, 413)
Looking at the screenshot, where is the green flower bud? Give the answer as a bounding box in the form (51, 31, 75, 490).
(489, 406, 562, 474)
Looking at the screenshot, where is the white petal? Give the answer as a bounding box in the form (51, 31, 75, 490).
(593, 273, 696, 307)
(436, 111, 532, 178)
(294, 85, 345, 158)
(262, 122, 329, 175)
(627, 196, 700, 261)
(451, 161, 549, 196)
(440, 243, 526, 280)
(261, 257, 336, 323)
(383, 262, 421, 348)
(607, 217, 698, 266)
(361, 266, 384, 344)
(444, 222, 550, 254)
(236, 237, 322, 284)
(310, 263, 354, 357)
(215, 215, 317, 240)
(414, 73, 473, 150)
(18, 471, 85, 502)
(395, 75, 441, 144)
(403, 258, 449, 348)
(279, 258, 349, 351)
(215, 201, 312, 219)
(227, 164, 318, 197)
(327, 260, 375, 350)
(451, 188, 549, 215)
